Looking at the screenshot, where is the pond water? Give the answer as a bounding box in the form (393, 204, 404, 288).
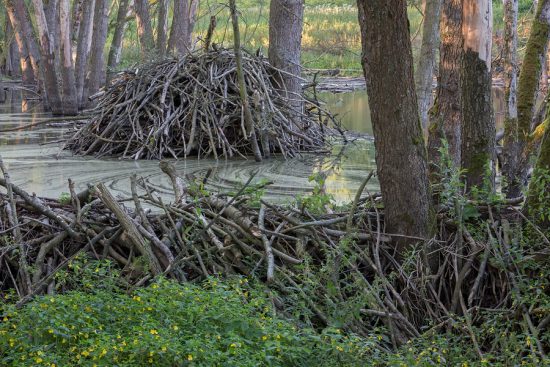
(0, 87, 505, 204)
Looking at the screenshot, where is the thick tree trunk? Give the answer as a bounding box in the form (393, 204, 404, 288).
(31, 0, 63, 114)
(427, 0, 463, 172)
(525, 100, 550, 227)
(75, 0, 94, 107)
(503, 0, 550, 198)
(83, 0, 110, 105)
(357, 0, 434, 243)
(268, 0, 304, 118)
(461, 0, 495, 191)
(107, 0, 130, 84)
(134, 0, 155, 55)
(156, 0, 169, 57)
(415, 0, 441, 129)
(169, 0, 198, 55)
(59, 0, 77, 114)
(4, 0, 35, 85)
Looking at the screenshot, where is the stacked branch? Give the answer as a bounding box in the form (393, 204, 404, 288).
(0, 162, 548, 354)
(65, 49, 338, 160)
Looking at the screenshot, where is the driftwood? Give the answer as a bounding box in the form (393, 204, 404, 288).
(0, 162, 548, 356)
(65, 49, 339, 160)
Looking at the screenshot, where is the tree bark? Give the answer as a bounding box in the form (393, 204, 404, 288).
(107, 0, 130, 84)
(4, 0, 35, 85)
(75, 0, 94, 107)
(415, 0, 441, 129)
(268, 0, 304, 118)
(460, 0, 496, 191)
(83, 0, 109, 106)
(59, 0, 77, 114)
(169, 0, 198, 55)
(427, 0, 463, 172)
(134, 0, 155, 56)
(503, 0, 550, 198)
(71, 0, 84, 52)
(357, 0, 434, 243)
(31, 0, 63, 114)
(156, 0, 169, 57)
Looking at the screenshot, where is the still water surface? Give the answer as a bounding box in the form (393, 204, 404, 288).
(0, 88, 504, 204)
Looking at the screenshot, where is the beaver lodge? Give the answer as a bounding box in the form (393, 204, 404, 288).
(64, 49, 339, 160)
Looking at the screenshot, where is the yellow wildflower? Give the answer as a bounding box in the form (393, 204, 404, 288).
(150, 329, 158, 335)
(35, 357, 43, 363)
(173, 325, 179, 331)
(187, 354, 193, 361)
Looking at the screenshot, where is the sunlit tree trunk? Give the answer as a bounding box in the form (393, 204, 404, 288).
(461, 0, 496, 191)
(157, 0, 169, 57)
(75, 0, 94, 107)
(4, 0, 35, 85)
(59, 0, 77, 114)
(268, 0, 304, 119)
(169, 0, 198, 55)
(31, 0, 63, 114)
(503, 0, 550, 198)
(427, 0, 463, 172)
(416, 0, 441, 129)
(134, 0, 155, 55)
(357, 0, 434, 244)
(107, 0, 130, 83)
(83, 0, 110, 105)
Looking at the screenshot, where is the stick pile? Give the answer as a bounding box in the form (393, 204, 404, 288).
(65, 49, 337, 160)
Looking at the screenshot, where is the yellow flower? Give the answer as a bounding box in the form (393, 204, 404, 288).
(262, 335, 268, 341)
(161, 346, 167, 352)
(276, 334, 281, 340)
(230, 343, 237, 348)
(100, 349, 107, 357)
(152, 284, 159, 289)
(2, 317, 8, 322)
(173, 325, 179, 331)
(336, 346, 344, 352)
(35, 357, 43, 363)
(133, 296, 141, 302)
(150, 329, 158, 335)
(48, 329, 54, 334)
(81, 350, 90, 357)
(187, 354, 193, 361)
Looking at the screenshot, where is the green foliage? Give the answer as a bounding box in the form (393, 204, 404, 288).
(296, 172, 334, 213)
(58, 192, 71, 205)
(1, 276, 374, 367)
(526, 168, 550, 224)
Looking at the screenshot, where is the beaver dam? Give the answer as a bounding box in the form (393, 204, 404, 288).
(65, 49, 340, 160)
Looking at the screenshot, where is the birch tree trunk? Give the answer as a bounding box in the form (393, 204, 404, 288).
(59, 0, 77, 114)
(107, 0, 130, 84)
(31, 0, 63, 114)
(427, 0, 463, 171)
(83, 0, 110, 105)
(461, 0, 496, 191)
(503, 0, 550, 198)
(156, 0, 169, 57)
(268, 0, 304, 118)
(75, 0, 94, 107)
(357, 0, 434, 244)
(134, 0, 155, 55)
(169, 0, 198, 55)
(415, 0, 441, 129)
(4, 0, 35, 86)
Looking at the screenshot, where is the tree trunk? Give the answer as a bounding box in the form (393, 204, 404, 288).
(6, 0, 41, 87)
(71, 0, 84, 51)
(4, 0, 35, 85)
(75, 0, 94, 107)
(169, 0, 198, 55)
(268, 0, 304, 119)
(415, 0, 441, 129)
(460, 0, 496, 192)
(44, 0, 60, 74)
(357, 0, 434, 243)
(525, 100, 550, 227)
(156, 0, 169, 57)
(503, 0, 550, 198)
(31, 0, 63, 114)
(59, 0, 77, 114)
(83, 0, 110, 105)
(134, 0, 155, 56)
(427, 0, 463, 172)
(107, 0, 130, 84)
